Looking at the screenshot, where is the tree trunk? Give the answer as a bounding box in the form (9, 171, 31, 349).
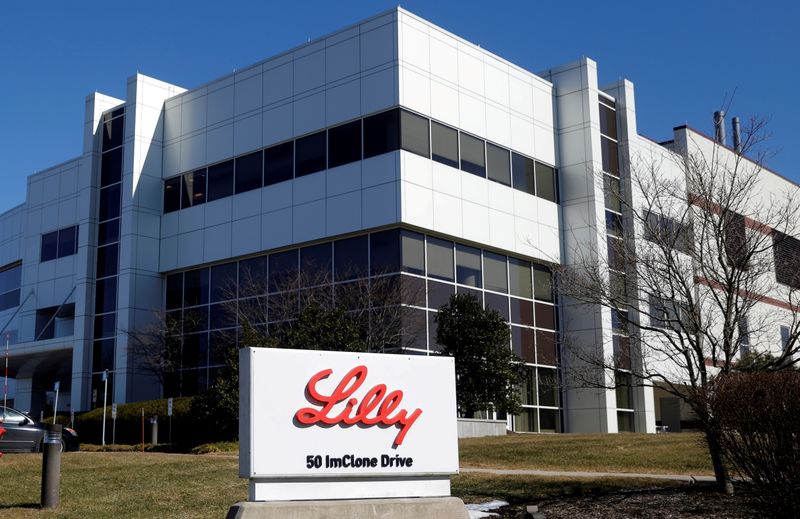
(705, 428, 734, 494)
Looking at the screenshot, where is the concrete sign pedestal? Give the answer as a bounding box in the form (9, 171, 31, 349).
(226, 497, 469, 519)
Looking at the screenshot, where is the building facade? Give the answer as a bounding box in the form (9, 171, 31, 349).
(1, 8, 796, 433)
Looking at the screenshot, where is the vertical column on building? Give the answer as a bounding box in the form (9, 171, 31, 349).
(602, 79, 656, 433)
(544, 58, 617, 432)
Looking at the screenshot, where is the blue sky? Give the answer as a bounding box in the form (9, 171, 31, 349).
(1, 1, 797, 210)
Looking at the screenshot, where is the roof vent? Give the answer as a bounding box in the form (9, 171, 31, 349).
(714, 111, 727, 146)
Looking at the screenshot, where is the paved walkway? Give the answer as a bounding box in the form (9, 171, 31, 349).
(460, 467, 716, 483)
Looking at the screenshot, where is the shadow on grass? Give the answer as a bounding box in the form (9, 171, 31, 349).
(0, 503, 40, 510)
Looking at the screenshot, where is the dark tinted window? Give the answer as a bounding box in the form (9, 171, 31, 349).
(102, 115, 124, 150)
(41, 231, 58, 262)
(426, 237, 454, 281)
(269, 249, 298, 292)
(431, 121, 458, 168)
(164, 177, 181, 213)
(94, 313, 116, 339)
(400, 110, 430, 158)
(295, 131, 327, 177)
(459, 132, 485, 177)
(328, 120, 362, 168)
(95, 277, 117, 313)
(601, 136, 619, 176)
(183, 169, 207, 207)
(536, 162, 557, 202)
(0, 289, 21, 312)
(96, 244, 118, 279)
(509, 257, 532, 298)
(484, 252, 508, 293)
(604, 174, 621, 212)
(484, 292, 509, 320)
(512, 153, 535, 195)
(334, 235, 368, 281)
(166, 273, 183, 310)
(599, 103, 617, 139)
(93, 339, 115, 372)
(184, 268, 209, 306)
(300, 243, 332, 284)
(211, 262, 238, 302)
(239, 256, 267, 296)
(535, 303, 556, 330)
(401, 230, 425, 275)
(235, 151, 263, 194)
(264, 141, 294, 185)
(98, 219, 120, 246)
(487, 143, 511, 186)
(370, 229, 400, 275)
(101, 147, 123, 186)
(427, 280, 455, 310)
(533, 265, 553, 302)
(510, 298, 534, 326)
(99, 184, 121, 221)
(363, 109, 399, 159)
(207, 160, 234, 201)
(58, 226, 78, 257)
(456, 244, 481, 287)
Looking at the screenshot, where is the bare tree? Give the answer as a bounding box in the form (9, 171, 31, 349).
(558, 116, 800, 493)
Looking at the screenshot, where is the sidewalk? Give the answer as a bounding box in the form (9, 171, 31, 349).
(460, 467, 716, 483)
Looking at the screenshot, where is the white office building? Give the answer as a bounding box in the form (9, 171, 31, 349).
(1, 8, 796, 433)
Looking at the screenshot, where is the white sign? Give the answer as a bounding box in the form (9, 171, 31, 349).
(111, 403, 117, 420)
(239, 347, 459, 501)
(167, 397, 173, 417)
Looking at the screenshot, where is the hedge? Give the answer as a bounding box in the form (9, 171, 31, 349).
(75, 397, 195, 445)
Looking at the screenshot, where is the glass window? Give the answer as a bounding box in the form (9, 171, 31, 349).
(519, 366, 537, 405)
(40, 231, 58, 262)
(606, 210, 623, 237)
(370, 229, 400, 275)
(512, 326, 535, 362)
(599, 102, 617, 139)
(401, 230, 425, 275)
(295, 131, 327, 177)
(96, 244, 118, 279)
(58, 226, 78, 258)
(426, 237, 454, 281)
(93, 339, 115, 373)
(0, 264, 21, 294)
(431, 121, 458, 168)
(400, 274, 426, 307)
(512, 152, 535, 195)
(334, 236, 368, 281)
(615, 371, 633, 409)
(209, 303, 236, 330)
(459, 132, 485, 177)
(95, 278, 117, 314)
(183, 268, 209, 306)
(538, 368, 559, 407)
(400, 110, 430, 158)
(608, 237, 625, 272)
(166, 273, 183, 310)
(207, 160, 234, 201)
(483, 252, 508, 293)
(187, 168, 207, 207)
(183, 306, 209, 333)
(164, 177, 181, 213)
(98, 219, 120, 246)
(614, 335, 631, 370)
(99, 184, 121, 221)
(427, 280, 455, 310)
(514, 408, 538, 433)
(101, 147, 123, 186)
(536, 162, 557, 203)
(486, 143, 511, 186)
(604, 174, 621, 213)
(428, 311, 442, 352)
(363, 109, 399, 159)
(509, 258, 532, 298)
(539, 409, 560, 432)
(455, 244, 481, 287)
(533, 265, 553, 302)
(400, 307, 427, 351)
(537, 330, 557, 365)
(601, 136, 619, 176)
(102, 114, 124, 150)
(239, 256, 267, 296)
(264, 141, 294, 185)
(269, 249, 298, 292)
(328, 120, 362, 168)
(484, 292, 509, 320)
(235, 151, 263, 194)
(211, 262, 238, 302)
(300, 243, 332, 285)
(510, 298, 534, 327)
(535, 302, 556, 330)
(94, 313, 116, 339)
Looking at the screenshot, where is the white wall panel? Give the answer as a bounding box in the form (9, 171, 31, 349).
(326, 37, 360, 82)
(207, 84, 234, 126)
(294, 50, 325, 94)
(231, 215, 261, 257)
(325, 80, 360, 125)
(326, 191, 361, 235)
(263, 63, 293, 106)
(429, 36, 458, 84)
(262, 208, 293, 250)
(235, 74, 263, 116)
(204, 223, 232, 262)
(293, 200, 326, 242)
(293, 92, 325, 136)
(262, 103, 293, 147)
(206, 124, 234, 164)
(234, 114, 263, 155)
(362, 182, 398, 227)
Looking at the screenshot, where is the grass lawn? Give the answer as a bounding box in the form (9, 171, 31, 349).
(459, 433, 713, 475)
(0, 433, 712, 517)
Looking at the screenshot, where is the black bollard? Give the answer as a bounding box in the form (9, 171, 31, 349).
(41, 423, 62, 509)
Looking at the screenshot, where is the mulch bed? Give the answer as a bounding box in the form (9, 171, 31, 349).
(493, 484, 766, 518)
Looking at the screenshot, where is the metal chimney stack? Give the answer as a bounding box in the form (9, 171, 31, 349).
(714, 111, 727, 146)
(732, 116, 742, 153)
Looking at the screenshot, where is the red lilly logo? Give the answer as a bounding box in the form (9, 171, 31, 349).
(294, 365, 422, 446)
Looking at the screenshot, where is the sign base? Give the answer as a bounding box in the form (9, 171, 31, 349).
(226, 497, 469, 519)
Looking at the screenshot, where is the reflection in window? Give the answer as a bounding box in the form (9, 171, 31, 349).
(211, 263, 238, 302)
(370, 229, 400, 275)
(164, 177, 181, 213)
(484, 252, 508, 293)
(334, 236, 368, 281)
(487, 143, 511, 186)
(401, 231, 425, 275)
(533, 266, 553, 302)
(459, 132, 485, 177)
(400, 110, 430, 158)
(509, 258, 532, 298)
(456, 244, 481, 287)
(426, 237, 454, 282)
(431, 121, 458, 168)
(536, 163, 557, 202)
(300, 243, 332, 284)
